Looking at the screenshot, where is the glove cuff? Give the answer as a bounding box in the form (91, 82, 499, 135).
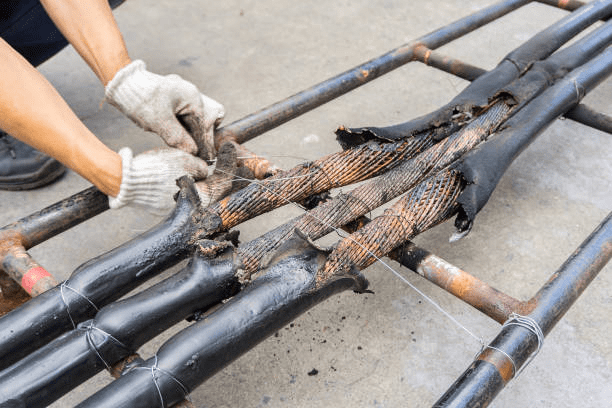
(108, 147, 134, 210)
(108, 147, 207, 215)
(104, 59, 151, 113)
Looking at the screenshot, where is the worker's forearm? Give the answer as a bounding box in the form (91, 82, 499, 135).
(40, 0, 131, 85)
(0, 39, 121, 196)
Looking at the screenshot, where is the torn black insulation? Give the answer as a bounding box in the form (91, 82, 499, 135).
(336, 0, 612, 147)
(453, 45, 612, 232)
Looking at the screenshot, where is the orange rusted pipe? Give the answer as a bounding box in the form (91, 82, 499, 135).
(412, 44, 487, 82)
(391, 243, 530, 324)
(0, 242, 57, 297)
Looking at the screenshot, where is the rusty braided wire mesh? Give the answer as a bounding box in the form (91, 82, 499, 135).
(236, 99, 512, 281)
(211, 134, 433, 230)
(317, 169, 463, 285)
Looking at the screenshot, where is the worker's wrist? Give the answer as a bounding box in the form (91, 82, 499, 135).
(100, 53, 132, 86)
(87, 149, 122, 197)
(104, 59, 149, 111)
(108, 147, 132, 209)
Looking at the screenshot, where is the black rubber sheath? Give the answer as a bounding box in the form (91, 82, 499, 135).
(76, 236, 365, 408)
(0, 250, 239, 408)
(453, 45, 612, 230)
(0, 179, 205, 370)
(336, 0, 612, 145)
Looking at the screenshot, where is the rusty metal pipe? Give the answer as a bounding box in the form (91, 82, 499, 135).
(215, 0, 530, 147)
(0, 188, 108, 304)
(339, 211, 527, 324)
(0, 244, 57, 297)
(565, 103, 612, 135)
(412, 46, 487, 82)
(391, 244, 526, 324)
(0, 187, 108, 250)
(434, 210, 612, 408)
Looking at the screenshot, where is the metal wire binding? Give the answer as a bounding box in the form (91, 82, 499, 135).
(502, 313, 545, 378)
(134, 354, 192, 408)
(59, 280, 99, 328)
(80, 323, 130, 371)
(486, 345, 517, 378)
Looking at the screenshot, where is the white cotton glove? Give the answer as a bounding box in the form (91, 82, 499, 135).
(108, 147, 209, 215)
(105, 60, 225, 159)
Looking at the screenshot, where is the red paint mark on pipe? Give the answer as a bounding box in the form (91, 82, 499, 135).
(21, 267, 51, 294)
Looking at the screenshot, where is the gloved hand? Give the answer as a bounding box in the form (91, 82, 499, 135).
(108, 147, 209, 215)
(105, 60, 224, 159)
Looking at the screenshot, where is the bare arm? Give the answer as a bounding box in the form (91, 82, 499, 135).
(0, 38, 121, 195)
(39, 0, 131, 85)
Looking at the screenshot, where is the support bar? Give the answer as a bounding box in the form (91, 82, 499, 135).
(214, 0, 530, 146)
(434, 210, 612, 407)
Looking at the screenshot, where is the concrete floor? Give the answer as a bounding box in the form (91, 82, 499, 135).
(1, 0, 611, 407)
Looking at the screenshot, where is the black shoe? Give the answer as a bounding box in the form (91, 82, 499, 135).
(0, 132, 65, 190)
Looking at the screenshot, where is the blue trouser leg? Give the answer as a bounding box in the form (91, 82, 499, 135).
(0, 0, 125, 67)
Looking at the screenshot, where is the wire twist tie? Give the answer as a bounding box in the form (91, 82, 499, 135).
(135, 354, 191, 408)
(60, 280, 99, 328)
(573, 79, 585, 101)
(501, 313, 544, 378)
(80, 323, 130, 371)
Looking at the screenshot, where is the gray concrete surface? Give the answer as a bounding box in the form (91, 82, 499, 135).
(0, 0, 610, 406)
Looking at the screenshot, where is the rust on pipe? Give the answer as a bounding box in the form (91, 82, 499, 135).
(535, 0, 588, 11)
(413, 44, 488, 82)
(0, 245, 57, 296)
(0, 187, 109, 250)
(0, 271, 30, 317)
(0, 230, 58, 301)
(476, 347, 515, 384)
(391, 243, 530, 323)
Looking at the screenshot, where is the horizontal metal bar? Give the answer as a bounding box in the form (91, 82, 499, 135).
(214, 0, 531, 147)
(0, 187, 108, 250)
(343, 217, 526, 324)
(0, 245, 57, 297)
(413, 46, 487, 81)
(565, 103, 612, 134)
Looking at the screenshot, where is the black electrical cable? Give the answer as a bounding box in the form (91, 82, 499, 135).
(76, 235, 366, 408)
(336, 0, 612, 145)
(0, 179, 206, 370)
(454, 45, 612, 232)
(0, 249, 239, 408)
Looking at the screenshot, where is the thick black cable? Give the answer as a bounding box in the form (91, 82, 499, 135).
(76, 235, 365, 408)
(0, 179, 204, 370)
(0, 249, 239, 408)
